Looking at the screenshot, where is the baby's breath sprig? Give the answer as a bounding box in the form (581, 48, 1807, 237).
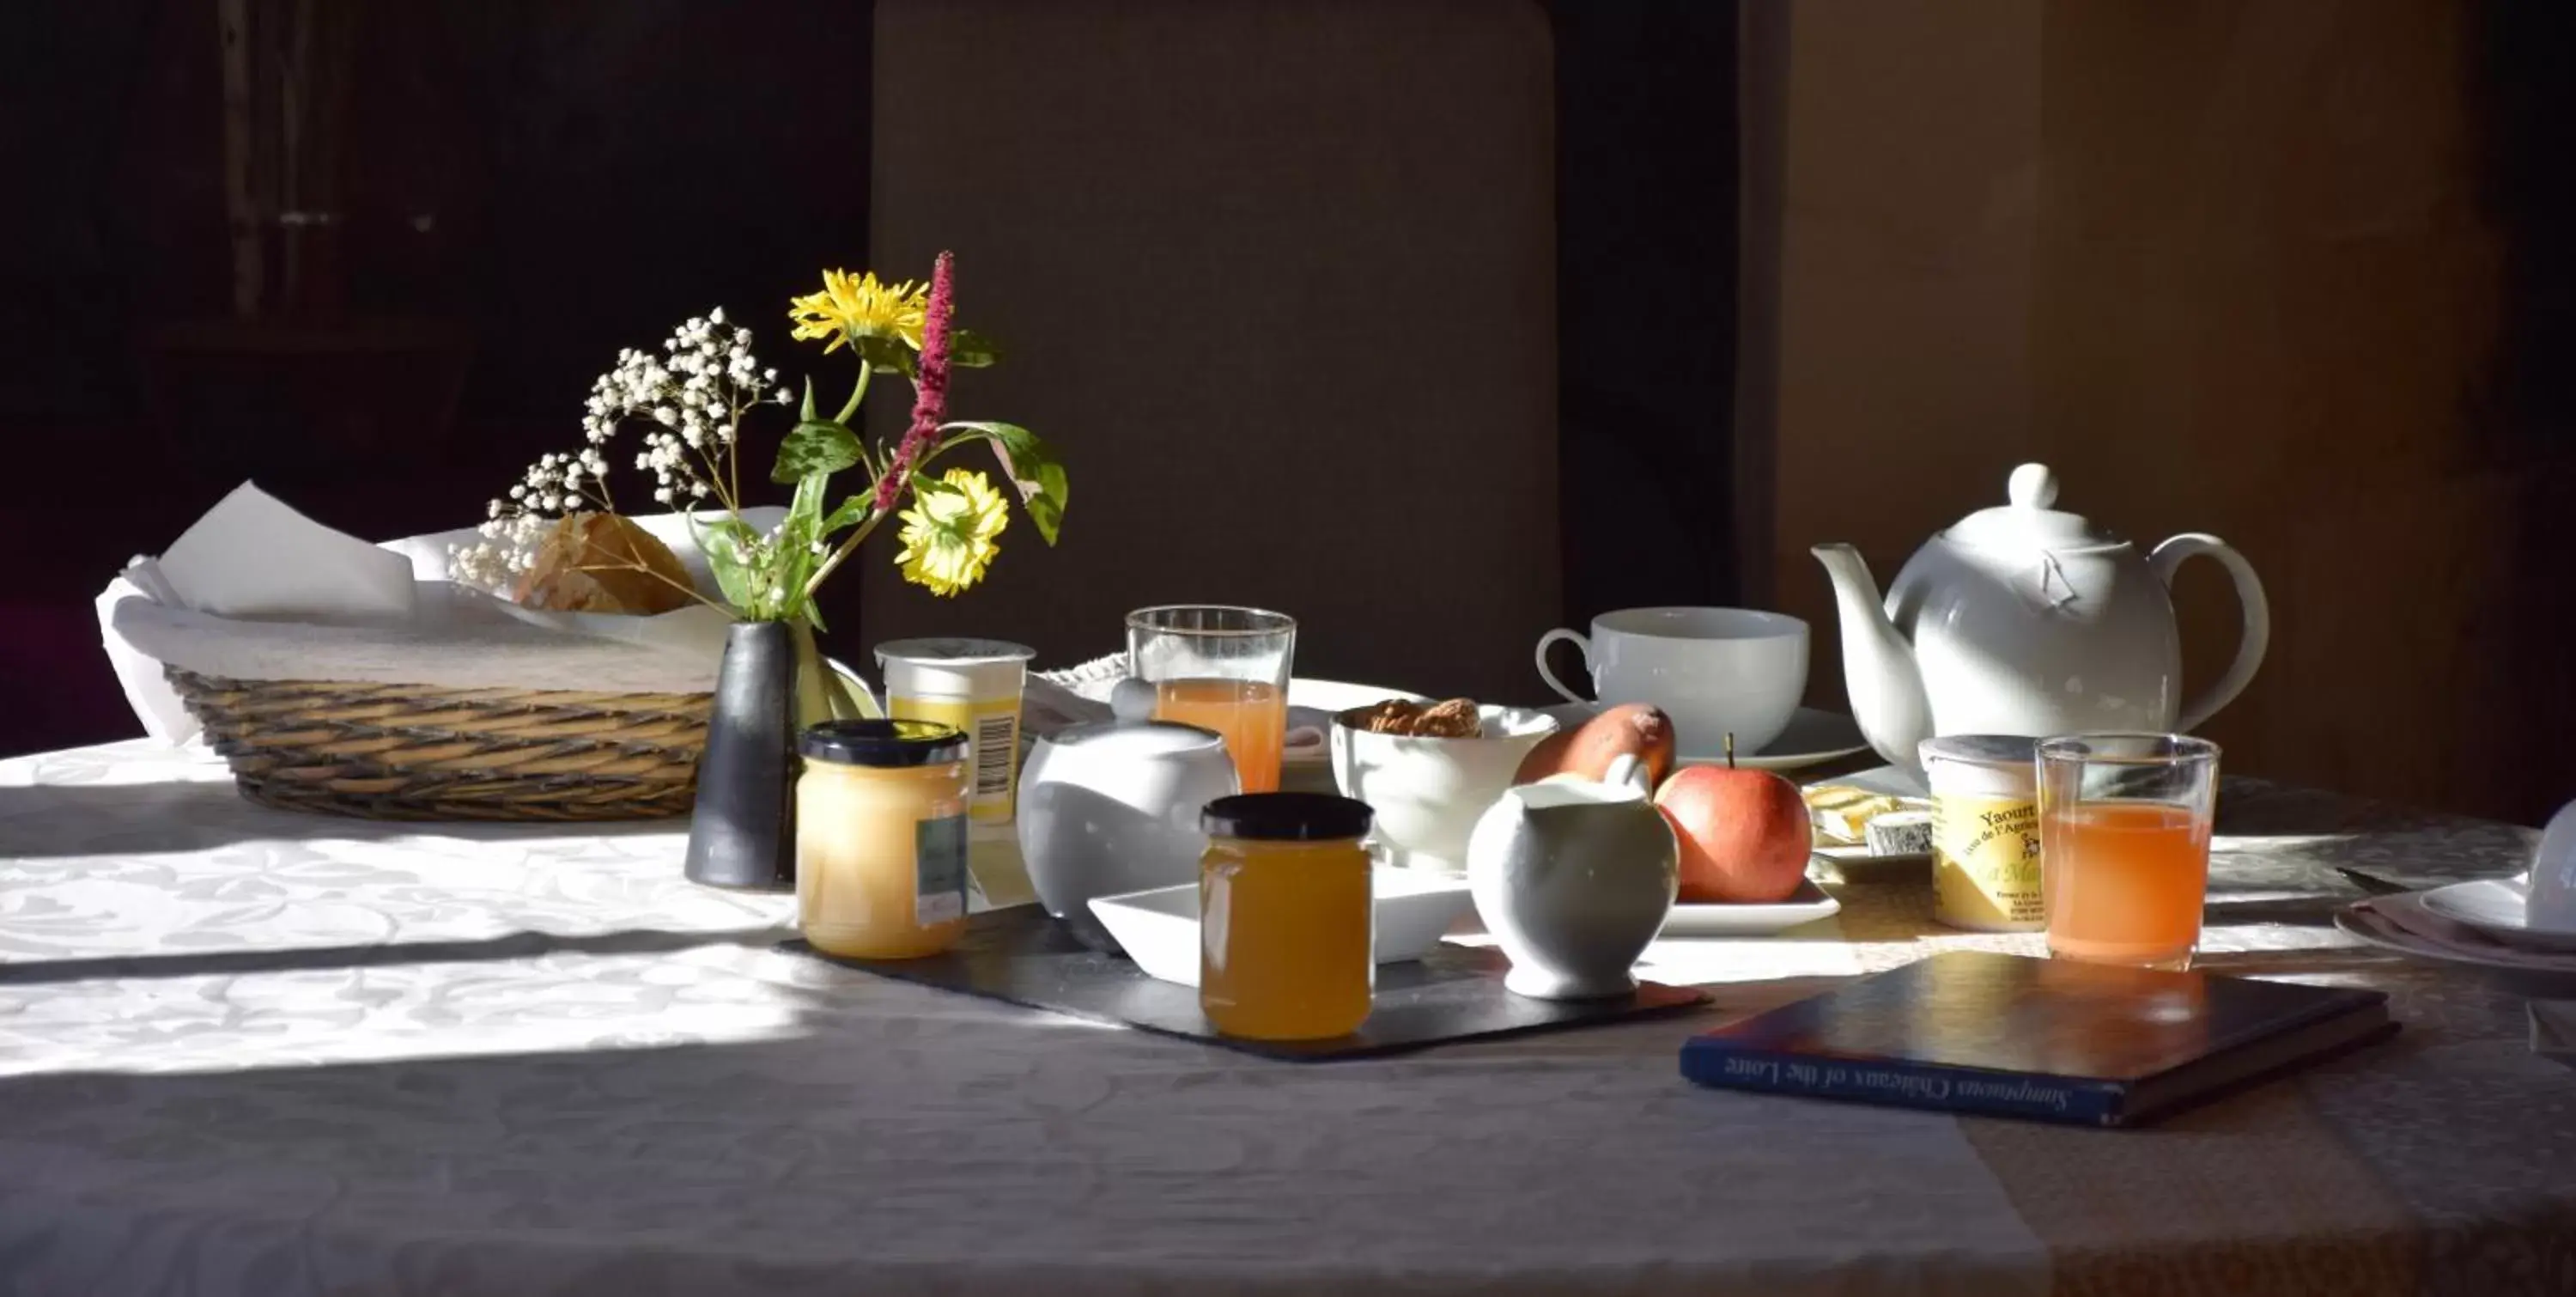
(447, 254, 1066, 625)
(448, 308, 792, 595)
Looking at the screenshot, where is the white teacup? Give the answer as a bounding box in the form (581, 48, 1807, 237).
(2524, 799, 2576, 934)
(1534, 607, 1808, 756)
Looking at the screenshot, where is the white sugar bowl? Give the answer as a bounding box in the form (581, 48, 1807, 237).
(1018, 719, 1238, 953)
(2522, 799, 2576, 933)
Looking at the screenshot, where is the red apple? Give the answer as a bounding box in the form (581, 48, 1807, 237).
(1654, 758, 1810, 904)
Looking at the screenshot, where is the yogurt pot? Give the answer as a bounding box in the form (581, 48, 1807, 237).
(1920, 735, 2044, 932)
(875, 638, 1036, 826)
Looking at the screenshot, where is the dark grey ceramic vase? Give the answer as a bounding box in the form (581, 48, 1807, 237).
(683, 620, 865, 892)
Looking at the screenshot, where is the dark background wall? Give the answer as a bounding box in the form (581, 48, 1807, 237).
(0, 0, 1738, 755)
(1751, 0, 2575, 824)
(0, 0, 877, 753)
(3, 0, 2569, 826)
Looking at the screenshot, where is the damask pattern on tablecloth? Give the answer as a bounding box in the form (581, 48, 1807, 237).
(1, 742, 2054, 1297)
(0, 741, 2567, 1297)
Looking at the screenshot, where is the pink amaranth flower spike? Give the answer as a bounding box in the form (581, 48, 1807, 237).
(877, 250, 957, 512)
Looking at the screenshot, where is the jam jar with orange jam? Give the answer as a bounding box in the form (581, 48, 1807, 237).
(1198, 793, 1375, 1040)
(796, 720, 973, 959)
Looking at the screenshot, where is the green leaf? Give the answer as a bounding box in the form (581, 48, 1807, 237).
(941, 421, 1067, 545)
(818, 496, 873, 537)
(909, 473, 963, 500)
(696, 516, 761, 612)
(798, 376, 817, 423)
(946, 328, 999, 368)
(772, 470, 848, 625)
(771, 420, 863, 484)
(856, 334, 917, 379)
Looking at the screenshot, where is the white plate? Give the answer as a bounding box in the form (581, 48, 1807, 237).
(1537, 703, 1870, 772)
(1085, 866, 1473, 989)
(1657, 879, 1842, 938)
(2332, 905, 2487, 968)
(2330, 901, 2568, 975)
(1284, 679, 1426, 767)
(2419, 879, 2576, 954)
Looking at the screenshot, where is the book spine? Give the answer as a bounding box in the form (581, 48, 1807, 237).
(1680, 1044, 2124, 1127)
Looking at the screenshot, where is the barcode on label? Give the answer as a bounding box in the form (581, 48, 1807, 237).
(974, 715, 1017, 799)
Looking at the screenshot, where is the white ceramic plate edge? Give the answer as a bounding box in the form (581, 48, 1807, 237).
(2417, 880, 2576, 954)
(1536, 703, 1869, 771)
(2330, 904, 2557, 974)
(1657, 879, 1843, 938)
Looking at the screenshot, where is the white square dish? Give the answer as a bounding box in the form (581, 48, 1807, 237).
(1086, 866, 1474, 989)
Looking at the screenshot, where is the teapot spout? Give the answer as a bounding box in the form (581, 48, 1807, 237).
(1811, 543, 1933, 767)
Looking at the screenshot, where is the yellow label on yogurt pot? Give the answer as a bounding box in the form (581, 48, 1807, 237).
(1930, 793, 2044, 931)
(886, 694, 1022, 825)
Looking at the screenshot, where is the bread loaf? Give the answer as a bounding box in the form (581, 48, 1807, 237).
(512, 513, 698, 616)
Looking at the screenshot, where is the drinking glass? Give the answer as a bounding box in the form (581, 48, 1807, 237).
(1126, 606, 1297, 793)
(2037, 734, 2220, 971)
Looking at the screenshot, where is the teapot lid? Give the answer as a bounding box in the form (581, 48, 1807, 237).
(1044, 717, 1230, 758)
(1942, 463, 2124, 552)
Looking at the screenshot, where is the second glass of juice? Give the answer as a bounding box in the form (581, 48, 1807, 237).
(2036, 734, 2221, 971)
(1125, 606, 1296, 793)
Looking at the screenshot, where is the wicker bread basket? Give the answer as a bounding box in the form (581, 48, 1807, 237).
(167, 667, 709, 821)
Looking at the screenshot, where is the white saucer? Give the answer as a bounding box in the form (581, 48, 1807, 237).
(1537, 703, 1871, 772)
(1658, 879, 1842, 937)
(2331, 899, 2561, 974)
(2418, 879, 2576, 954)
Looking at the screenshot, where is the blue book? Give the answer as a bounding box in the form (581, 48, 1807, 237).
(1680, 951, 2394, 1128)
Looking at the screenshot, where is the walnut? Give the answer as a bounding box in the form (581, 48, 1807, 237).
(1343, 697, 1484, 739)
(1412, 698, 1483, 738)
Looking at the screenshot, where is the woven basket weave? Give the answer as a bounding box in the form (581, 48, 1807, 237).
(167, 667, 709, 821)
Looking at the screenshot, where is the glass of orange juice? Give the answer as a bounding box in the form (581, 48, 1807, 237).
(2037, 734, 2221, 971)
(1125, 606, 1296, 793)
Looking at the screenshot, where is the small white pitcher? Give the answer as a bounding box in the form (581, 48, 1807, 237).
(1466, 755, 1679, 1000)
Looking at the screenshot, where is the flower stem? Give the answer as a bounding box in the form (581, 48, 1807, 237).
(796, 432, 974, 606)
(568, 557, 732, 614)
(801, 510, 884, 602)
(835, 361, 872, 426)
(725, 399, 742, 508)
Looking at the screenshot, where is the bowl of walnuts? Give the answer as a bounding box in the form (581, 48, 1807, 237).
(1329, 697, 1560, 876)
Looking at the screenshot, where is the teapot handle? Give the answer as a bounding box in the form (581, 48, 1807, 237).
(2149, 533, 2270, 732)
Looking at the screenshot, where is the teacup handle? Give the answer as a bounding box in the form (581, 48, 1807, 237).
(1534, 628, 1593, 704)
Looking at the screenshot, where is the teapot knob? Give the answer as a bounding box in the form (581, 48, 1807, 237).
(2008, 462, 2058, 509)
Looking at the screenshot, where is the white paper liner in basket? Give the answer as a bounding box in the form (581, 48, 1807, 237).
(97, 485, 792, 743)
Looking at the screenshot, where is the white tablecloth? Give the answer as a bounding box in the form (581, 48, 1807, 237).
(3, 740, 2569, 1296)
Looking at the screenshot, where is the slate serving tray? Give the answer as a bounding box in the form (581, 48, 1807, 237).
(784, 905, 1710, 1062)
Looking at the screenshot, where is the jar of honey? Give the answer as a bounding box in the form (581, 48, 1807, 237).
(796, 719, 973, 959)
(1198, 792, 1374, 1040)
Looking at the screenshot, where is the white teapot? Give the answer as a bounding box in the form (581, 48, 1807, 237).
(1812, 463, 2269, 769)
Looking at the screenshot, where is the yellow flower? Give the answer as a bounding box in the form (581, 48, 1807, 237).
(787, 270, 927, 354)
(894, 469, 1010, 597)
